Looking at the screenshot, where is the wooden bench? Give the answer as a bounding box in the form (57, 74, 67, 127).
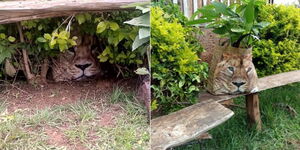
(151, 70, 300, 150)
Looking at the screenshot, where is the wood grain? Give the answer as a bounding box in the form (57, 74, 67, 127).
(0, 0, 148, 24)
(151, 101, 234, 150)
(246, 93, 262, 130)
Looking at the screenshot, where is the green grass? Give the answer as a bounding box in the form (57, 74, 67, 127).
(173, 82, 300, 150)
(0, 87, 150, 150)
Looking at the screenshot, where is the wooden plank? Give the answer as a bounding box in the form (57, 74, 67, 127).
(199, 70, 300, 103)
(151, 101, 234, 150)
(0, 0, 148, 24)
(246, 93, 262, 130)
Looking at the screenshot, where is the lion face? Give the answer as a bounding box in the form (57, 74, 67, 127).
(212, 53, 258, 95)
(52, 35, 100, 82)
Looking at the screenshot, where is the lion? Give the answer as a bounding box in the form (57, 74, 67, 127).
(51, 35, 100, 82)
(211, 53, 258, 95)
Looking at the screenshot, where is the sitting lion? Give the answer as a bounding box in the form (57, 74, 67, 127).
(51, 35, 100, 82)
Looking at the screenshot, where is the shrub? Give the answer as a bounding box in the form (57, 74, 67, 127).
(151, 7, 208, 114)
(253, 5, 300, 77)
(0, 11, 145, 80)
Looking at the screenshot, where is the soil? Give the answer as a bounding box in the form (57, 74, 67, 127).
(0, 79, 136, 112)
(0, 78, 142, 149)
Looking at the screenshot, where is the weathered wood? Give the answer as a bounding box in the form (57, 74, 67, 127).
(0, 0, 148, 24)
(199, 70, 300, 103)
(246, 93, 262, 130)
(151, 101, 234, 150)
(152, 70, 300, 149)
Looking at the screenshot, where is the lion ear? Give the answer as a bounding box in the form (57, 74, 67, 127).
(222, 53, 231, 60)
(243, 54, 252, 61)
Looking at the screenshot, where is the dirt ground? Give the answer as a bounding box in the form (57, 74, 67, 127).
(0, 79, 135, 112)
(0, 79, 149, 150)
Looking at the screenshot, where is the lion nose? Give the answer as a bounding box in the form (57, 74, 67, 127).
(232, 82, 246, 87)
(75, 63, 91, 70)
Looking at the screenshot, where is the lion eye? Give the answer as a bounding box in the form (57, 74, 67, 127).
(247, 67, 252, 73)
(228, 66, 234, 72)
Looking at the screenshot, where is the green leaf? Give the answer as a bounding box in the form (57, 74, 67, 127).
(0, 33, 6, 39)
(134, 67, 149, 75)
(186, 18, 212, 26)
(49, 40, 56, 49)
(212, 2, 229, 15)
(58, 43, 68, 51)
(99, 55, 108, 62)
(256, 21, 270, 28)
(84, 13, 92, 21)
(44, 33, 52, 40)
(124, 13, 150, 27)
(37, 37, 46, 43)
(75, 14, 86, 24)
(244, 0, 254, 26)
(96, 22, 107, 33)
(138, 28, 150, 39)
(132, 36, 149, 51)
(179, 80, 185, 88)
(58, 31, 69, 40)
(109, 22, 120, 31)
(8, 36, 16, 42)
(212, 27, 227, 34)
(231, 28, 246, 32)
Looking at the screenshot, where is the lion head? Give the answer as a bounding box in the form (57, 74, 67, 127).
(212, 53, 258, 95)
(52, 35, 100, 82)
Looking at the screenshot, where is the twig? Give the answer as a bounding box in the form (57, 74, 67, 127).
(273, 103, 298, 117)
(0, 79, 30, 95)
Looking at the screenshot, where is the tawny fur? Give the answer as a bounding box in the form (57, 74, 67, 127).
(52, 35, 100, 82)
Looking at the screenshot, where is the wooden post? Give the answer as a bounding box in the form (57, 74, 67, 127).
(245, 93, 262, 130)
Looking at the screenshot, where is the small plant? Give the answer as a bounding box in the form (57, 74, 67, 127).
(188, 0, 269, 48)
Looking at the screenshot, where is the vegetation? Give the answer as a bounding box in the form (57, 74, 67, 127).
(151, 5, 208, 114)
(174, 82, 300, 150)
(0, 87, 149, 150)
(0, 11, 147, 82)
(253, 4, 300, 77)
(188, 0, 269, 48)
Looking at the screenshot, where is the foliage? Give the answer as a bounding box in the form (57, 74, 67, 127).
(95, 16, 144, 67)
(253, 4, 300, 77)
(188, 0, 269, 48)
(253, 39, 300, 77)
(258, 5, 300, 42)
(123, 2, 151, 75)
(152, 0, 188, 24)
(151, 7, 208, 114)
(0, 11, 145, 79)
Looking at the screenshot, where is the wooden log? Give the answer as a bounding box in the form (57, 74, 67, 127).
(246, 93, 262, 130)
(0, 0, 148, 24)
(151, 100, 234, 150)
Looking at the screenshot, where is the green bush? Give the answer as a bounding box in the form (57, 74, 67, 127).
(253, 5, 300, 77)
(0, 11, 144, 79)
(151, 7, 208, 114)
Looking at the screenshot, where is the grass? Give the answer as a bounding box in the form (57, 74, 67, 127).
(173, 82, 300, 150)
(0, 87, 150, 150)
